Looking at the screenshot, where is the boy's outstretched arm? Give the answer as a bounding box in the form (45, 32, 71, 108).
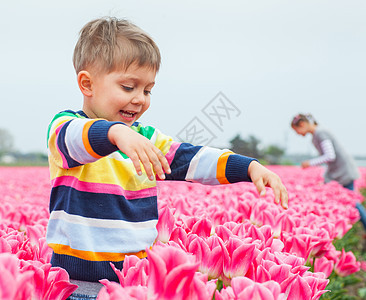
(109, 123, 288, 209)
(248, 161, 288, 209)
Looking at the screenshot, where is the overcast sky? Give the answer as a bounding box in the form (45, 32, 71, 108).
(1, 0, 365, 157)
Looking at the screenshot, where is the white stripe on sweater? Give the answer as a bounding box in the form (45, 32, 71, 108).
(49, 210, 157, 230)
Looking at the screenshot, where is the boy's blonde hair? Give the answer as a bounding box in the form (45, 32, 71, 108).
(73, 17, 161, 74)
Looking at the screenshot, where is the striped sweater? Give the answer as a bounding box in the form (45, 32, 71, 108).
(46, 110, 256, 282)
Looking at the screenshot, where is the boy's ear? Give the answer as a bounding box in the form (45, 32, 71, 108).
(77, 71, 93, 97)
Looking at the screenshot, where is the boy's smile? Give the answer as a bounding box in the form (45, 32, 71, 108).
(81, 63, 156, 126)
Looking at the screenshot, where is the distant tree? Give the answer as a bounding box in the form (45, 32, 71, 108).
(264, 144, 285, 165)
(0, 128, 14, 156)
(229, 134, 263, 159)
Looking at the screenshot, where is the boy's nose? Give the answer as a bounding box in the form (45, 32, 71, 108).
(131, 92, 145, 105)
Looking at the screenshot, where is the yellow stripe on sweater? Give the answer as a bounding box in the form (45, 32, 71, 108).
(50, 156, 156, 191)
(49, 116, 73, 136)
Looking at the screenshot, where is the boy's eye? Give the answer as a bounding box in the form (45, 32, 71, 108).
(122, 85, 133, 91)
(144, 90, 152, 96)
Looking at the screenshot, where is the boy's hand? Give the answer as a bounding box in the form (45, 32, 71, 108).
(248, 161, 288, 209)
(108, 124, 171, 181)
(301, 161, 310, 168)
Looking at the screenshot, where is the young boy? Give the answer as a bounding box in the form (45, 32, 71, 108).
(46, 17, 288, 288)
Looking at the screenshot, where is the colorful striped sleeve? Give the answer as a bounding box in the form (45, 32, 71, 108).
(47, 111, 124, 169)
(148, 128, 257, 185)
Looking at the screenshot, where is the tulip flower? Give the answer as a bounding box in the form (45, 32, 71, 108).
(191, 218, 213, 238)
(26, 223, 47, 246)
(334, 219, 352, 239)
(283, 274, 313, 299)
(1, 166, 365, 298)
(214, 286, 235, 300)
(314, 256, 334, 278)
(187, 235, 225, 279)
(156, 206, 176, 243)
(0, 253, 35, 300)
(98, 282, 149, 300)
(146, 245, 213, 299)
(215, 224, 234, 241)
(19, 260, 78, 300)
(231, 277, 285, 300)
(222, 237, 256, 283)
(334, 249, 360, 277)
(107, 255, 149, 287)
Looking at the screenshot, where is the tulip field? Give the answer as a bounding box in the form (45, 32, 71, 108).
(1, 166, 366, 299)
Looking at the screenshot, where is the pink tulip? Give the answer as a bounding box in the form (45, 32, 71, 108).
(318, 222, 337, 240)
(280, 272, 329, 300)
(283, 274, 313, 300)
(334, 249, 360, 277)
(268, 264, 293, 286)
(236, 195, 252, 219)
(256, 248, 275, 266)
(264, 212, 287, 238)
(1, 166, 365, 299)
(0, 253, 35, 299)
(283, 235, 309, 259)
(146, 245, 213, 300)
(191, 218, 212, 238)
(215, 224, 234, 241)
(108, 255, 149, 287)
(274, 252, 305, 269)
(156, 206, 176, 243)
(361, 260, 366, 272)
(98, 282, 149, 300)
(231, 277, 285, 300)
(280, 213, 295, 234)
(334, 219, 352, 239)
(187, 235, 225, 279)
(256, 265, 271, 283)
(19, 260, 78, 300)
(0, 236, 12, 253)
(309, 238, 332, 259)
(34, 237, 53, 263)
(314, 256, 334, 278)
(26, 224, 47, 246)
(250, 201, 269, 227)
(302, 273, 329, 298)
(170, 226, 188, 250)
(181, 216, 201, 232)
(214, 286, 235, 300)
(222, 237, 256, 282)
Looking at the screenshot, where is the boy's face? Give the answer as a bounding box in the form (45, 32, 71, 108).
(83, 63, 156, 126)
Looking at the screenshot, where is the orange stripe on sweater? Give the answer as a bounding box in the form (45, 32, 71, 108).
(82, 120, 103, 159)
(216, 151, 233, 184)
(49, 243, 147, 261)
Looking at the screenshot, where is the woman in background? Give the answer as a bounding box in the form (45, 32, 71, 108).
(291, 113, 366, 229)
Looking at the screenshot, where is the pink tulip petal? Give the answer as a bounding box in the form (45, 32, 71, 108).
(162, 263, 199, 299)
(285, 275, 312, 300)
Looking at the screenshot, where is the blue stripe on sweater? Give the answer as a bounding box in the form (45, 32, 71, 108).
(50, 186, 158, 222)
(57, 121, 83, 168)
(88, 120, 122, 157)
(225, 154, 256, 183)
(165, 143, 202, 181)
(51, 253, 124, 282)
